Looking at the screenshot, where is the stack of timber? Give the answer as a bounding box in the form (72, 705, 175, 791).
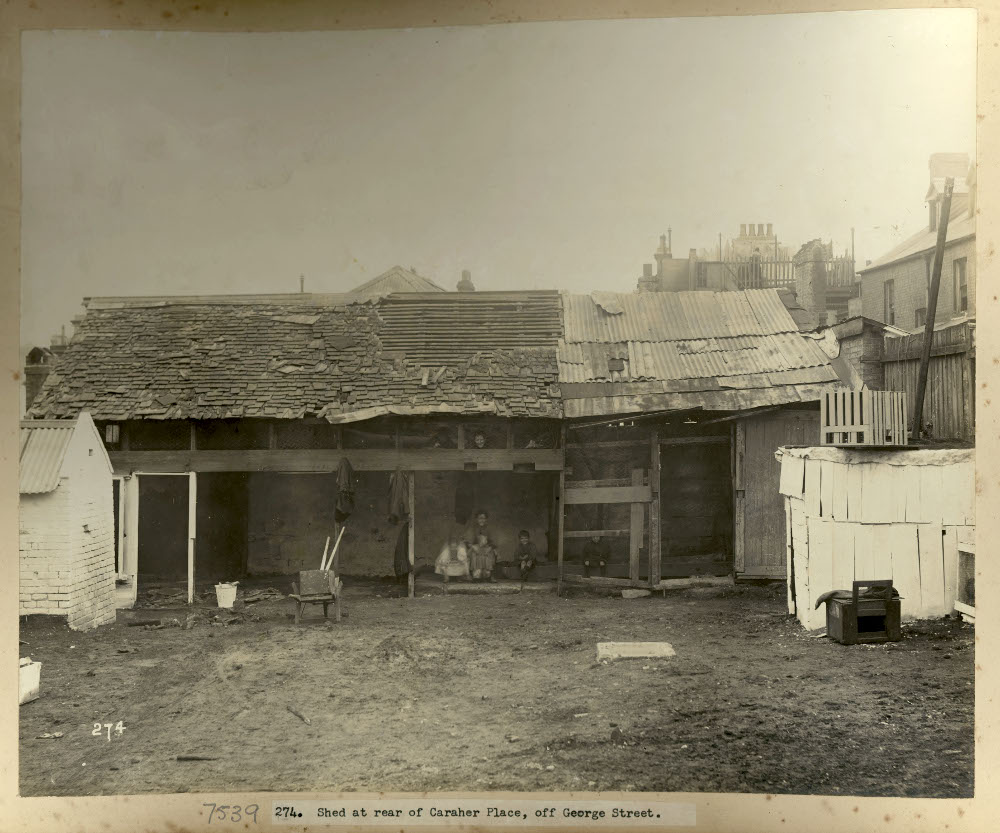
(776, 446, 974, 630)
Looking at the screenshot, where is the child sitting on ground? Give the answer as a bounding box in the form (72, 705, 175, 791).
(515, 529, 541, 581)
(434, 535, 470, 582)
(468, 533, 497, 581)
(582, 534, 609, 578)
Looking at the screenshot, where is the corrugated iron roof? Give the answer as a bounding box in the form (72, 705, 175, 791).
(558, 333, 831, 383)
(558, 289, 841, 416)
(20, 420, 75, 494)
(562, 289, 799, 342)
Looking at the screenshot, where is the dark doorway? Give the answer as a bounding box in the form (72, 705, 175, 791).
(659, 440, 733, 577)
(196, 473, 249, 581)
(138, 475, 189, 582)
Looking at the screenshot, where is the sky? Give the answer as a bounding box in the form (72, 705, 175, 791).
(20, 10, 977, 348)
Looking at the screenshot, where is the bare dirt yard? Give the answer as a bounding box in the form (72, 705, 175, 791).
(19, 581, 974, 798)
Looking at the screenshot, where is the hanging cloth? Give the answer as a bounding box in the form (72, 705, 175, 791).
(388, 468, 409, 524)
(394, 521, 411, 577)
(335, 457, 356, 523)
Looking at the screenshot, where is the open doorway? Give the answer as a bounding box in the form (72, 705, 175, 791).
(659, 439, 733, 578)
(137, 475, 189, 583)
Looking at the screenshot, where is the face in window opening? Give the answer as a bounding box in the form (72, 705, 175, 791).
(473, 432, 487, 449)
(475, 512, 488, 528)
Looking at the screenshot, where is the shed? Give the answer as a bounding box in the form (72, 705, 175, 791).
(19, 412, 117, 630)
(558, 289, 846, 583)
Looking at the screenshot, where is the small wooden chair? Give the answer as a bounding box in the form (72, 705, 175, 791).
(289, 569, 342, 625)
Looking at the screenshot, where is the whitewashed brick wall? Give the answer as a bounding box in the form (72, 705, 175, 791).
(19, 416, 116, 631)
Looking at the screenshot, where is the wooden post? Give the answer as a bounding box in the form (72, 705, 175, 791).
(648, 431, 660, 588)
(557, 425, 566, 594)
(629, 469, 643, 584)
(187, 471, 197, 605)
(124, 473, 139, 606)
(913, 177, 954, 437)
(733, 421, 746, 575)
(408, 471, 415, 599)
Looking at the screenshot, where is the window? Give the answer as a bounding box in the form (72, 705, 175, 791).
(883, 279, 895, 325)
(103, 423, 120, 447)
(954, 258, 968, 312)
(915, 308, 926, 329)
(696, 263, 708, 288)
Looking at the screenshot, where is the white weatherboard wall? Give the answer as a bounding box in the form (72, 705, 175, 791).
(19, 414, 116, 630)
(776, 446, 974, 631)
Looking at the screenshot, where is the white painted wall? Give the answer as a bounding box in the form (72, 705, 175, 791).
(19, 414, 116, 630)
(777, 446, 975, 631)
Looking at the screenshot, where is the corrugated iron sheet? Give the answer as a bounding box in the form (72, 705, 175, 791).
(20, 421, 75, 494)
(562, 289, 800, 343)
(557, 334, 832, 383)
(562, 382, 841, 419)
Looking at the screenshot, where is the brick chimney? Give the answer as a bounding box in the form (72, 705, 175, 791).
(457, 269, 475, 292)
(637, 262, 660, 293)
(792, 239, 828, 330)
(24, 346, 54, 410)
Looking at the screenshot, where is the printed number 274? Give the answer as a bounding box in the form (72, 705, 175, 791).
(92, 721, 126, 741)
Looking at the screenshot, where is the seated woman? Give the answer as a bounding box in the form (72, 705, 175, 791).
(434, 535, 470, 582)
(464, 509, 497, 581)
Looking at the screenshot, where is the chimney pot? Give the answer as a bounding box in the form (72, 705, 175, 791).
(740, 224, 747, 237)
(757, 223, 764, 236)
(767, 223, 773, 237)
(457, 270, 476, 292)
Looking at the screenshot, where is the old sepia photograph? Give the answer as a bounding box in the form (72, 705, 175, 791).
(15, 6, 979, 811)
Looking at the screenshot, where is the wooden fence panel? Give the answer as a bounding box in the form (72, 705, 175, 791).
(882, 322, 974, 442)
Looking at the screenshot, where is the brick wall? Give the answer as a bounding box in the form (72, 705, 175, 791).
(19, 488, 73, 618)
(837, 331, 885, 390)
(19, 419, 116, 631)
(860, 237, 976, 331)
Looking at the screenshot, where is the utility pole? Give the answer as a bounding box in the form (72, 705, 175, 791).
(299, 275, 305, 293)
(912, 177, 954, 439)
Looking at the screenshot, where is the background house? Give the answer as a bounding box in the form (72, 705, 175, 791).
(858, 152, 976, 332)
(19, 412, 116, 630)
(637, 229, 857, 327)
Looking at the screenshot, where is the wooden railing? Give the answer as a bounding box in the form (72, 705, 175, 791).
(820, 389, 908, 447)
(715, 255, 857, 290)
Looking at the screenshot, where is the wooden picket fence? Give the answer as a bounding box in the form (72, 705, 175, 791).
(820, 389, 908, 447)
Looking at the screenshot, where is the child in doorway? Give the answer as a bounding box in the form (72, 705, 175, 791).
(582, 534, 609, 578)
(515, 529, 541, 582)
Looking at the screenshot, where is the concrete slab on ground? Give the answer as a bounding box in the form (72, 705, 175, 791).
(596, 641, 676, 661)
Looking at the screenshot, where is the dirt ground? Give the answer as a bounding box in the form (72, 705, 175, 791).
(19, 580, 974, 798)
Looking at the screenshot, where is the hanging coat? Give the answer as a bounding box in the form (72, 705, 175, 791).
(388, 469, 409, 524)
(335, 457, 356, 523)
(394, 521, 411, 577)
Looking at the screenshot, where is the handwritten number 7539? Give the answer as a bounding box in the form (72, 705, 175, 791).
(204, 804, 259, 824)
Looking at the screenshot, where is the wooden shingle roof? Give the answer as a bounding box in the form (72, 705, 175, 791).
(28, 293, 562, 423)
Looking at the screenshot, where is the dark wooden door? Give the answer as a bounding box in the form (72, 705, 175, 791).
(738, 411, 819, 578)
(658, 440, 732, 578)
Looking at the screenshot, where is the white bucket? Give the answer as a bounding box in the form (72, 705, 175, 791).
(214, 583, 238, 609)
(19, 658, 40, 705)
